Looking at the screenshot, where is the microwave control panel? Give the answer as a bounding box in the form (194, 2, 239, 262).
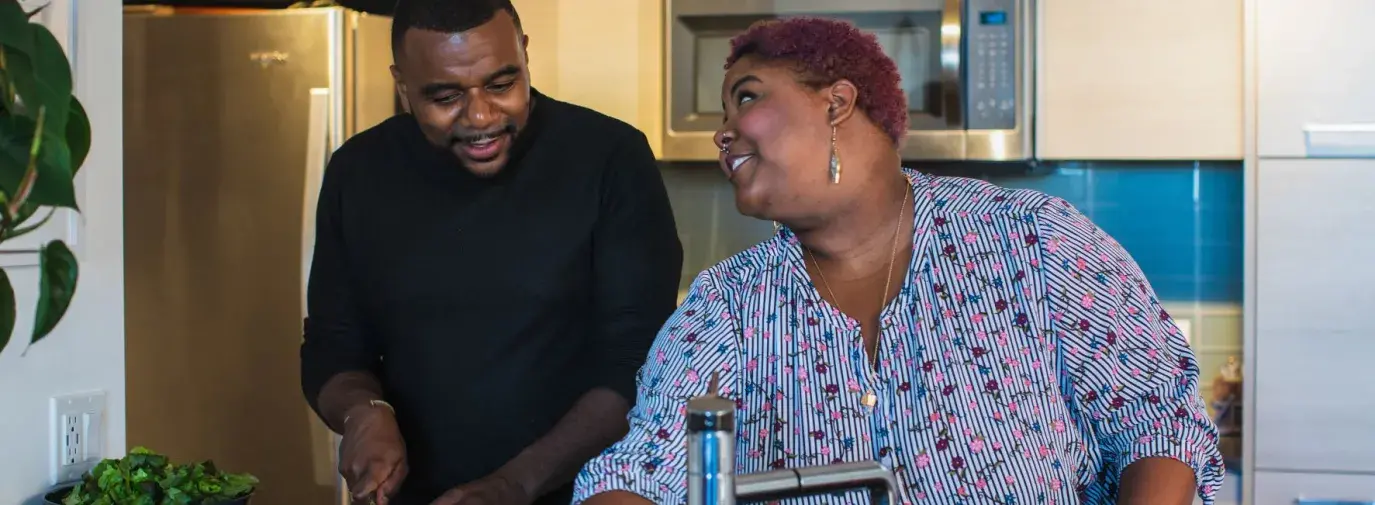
(965, 0, 1018, 131)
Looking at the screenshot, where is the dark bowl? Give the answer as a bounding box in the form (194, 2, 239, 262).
(43, 485, 253, 505)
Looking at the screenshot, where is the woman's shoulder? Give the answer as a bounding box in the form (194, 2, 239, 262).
(906, 168, 1066, 219)
(687, 232, 796, 302)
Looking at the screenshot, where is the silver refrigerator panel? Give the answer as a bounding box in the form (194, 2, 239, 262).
(124, 9, 344, 505)
(345, 10, 397, 137)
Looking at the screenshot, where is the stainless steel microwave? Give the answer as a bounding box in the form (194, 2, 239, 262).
(662, 0, 1033, 162)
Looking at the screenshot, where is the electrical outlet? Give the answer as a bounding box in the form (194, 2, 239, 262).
(52, 391, 106, 484)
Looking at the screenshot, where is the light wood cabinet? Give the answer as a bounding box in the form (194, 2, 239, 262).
(1257, 0, 1375, 158)
(1254, 159, 1375, 474)
(513, 0, 666, 156)
(1036, 0, 1244, 160)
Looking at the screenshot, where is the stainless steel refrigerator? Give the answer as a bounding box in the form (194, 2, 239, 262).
(123, 6, 393, 504)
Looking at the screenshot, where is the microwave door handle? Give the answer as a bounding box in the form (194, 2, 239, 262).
(940, 0, 963, 127)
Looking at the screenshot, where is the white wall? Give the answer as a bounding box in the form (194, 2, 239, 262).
(0, 1, 125, 503)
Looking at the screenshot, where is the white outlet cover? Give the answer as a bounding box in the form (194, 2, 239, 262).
(51, 391, 106, 485)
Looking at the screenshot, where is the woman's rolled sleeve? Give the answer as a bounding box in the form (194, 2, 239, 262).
(1035, 197, 1225, 503)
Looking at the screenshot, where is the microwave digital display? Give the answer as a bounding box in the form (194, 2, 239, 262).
(979, 11, 1007, 25)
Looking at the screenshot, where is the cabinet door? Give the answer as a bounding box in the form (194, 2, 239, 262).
(1036, 0, 1243, 160)
(1254, 471, 1375, 505)
(1258, 0, 1375, 158)
(1255, 159, 1375, 473)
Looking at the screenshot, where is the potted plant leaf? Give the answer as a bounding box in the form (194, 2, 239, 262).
(43, 447, 259, 505)
(0, 0, 87, 355)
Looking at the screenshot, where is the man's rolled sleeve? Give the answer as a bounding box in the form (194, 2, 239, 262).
(588, 129, 684, 405)
(1035, 197, 1225, 503)
(574, 272, 741, 504)
(299, 152, 379, 418)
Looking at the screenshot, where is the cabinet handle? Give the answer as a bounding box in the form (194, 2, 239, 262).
(1303, 123, 1375, 158)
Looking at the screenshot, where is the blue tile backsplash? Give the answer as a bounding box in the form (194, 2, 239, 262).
(659, 160, 1244, 305)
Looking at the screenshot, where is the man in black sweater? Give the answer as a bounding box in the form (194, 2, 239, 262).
(298, 1, 683, 504)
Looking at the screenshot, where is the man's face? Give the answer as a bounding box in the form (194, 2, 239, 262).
(391, 11, 532, 177)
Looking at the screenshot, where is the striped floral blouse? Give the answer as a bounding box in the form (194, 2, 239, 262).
(573, 169, 1224, 504)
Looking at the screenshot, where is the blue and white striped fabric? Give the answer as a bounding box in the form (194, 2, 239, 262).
(573, 169, 1224, 504)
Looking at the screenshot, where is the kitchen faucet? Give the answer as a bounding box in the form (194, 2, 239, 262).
(687, 374, 902, 505)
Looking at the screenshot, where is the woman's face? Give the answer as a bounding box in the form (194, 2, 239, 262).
(715, 56, 835, 221)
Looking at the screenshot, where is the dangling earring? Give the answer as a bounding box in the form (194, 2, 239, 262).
(828, 124, 842, 184)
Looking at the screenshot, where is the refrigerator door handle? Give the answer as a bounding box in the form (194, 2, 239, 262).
(302, 87, 331, 316)
(299, 87, 348, 505)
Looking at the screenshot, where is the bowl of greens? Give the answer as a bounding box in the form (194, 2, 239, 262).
(44, 446, 258, 505)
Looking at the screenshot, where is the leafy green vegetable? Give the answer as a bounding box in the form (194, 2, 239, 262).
(61, 447, 258, 505)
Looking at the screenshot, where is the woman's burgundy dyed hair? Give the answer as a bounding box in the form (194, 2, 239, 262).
(725, 17, 908, 145)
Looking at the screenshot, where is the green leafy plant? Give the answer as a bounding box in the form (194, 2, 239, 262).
(0, 1, 85, 358)
(61, 447, 258, 505)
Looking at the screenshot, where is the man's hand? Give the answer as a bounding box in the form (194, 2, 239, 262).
(338, 404, 408, 504)
(429, 473, 531, 505)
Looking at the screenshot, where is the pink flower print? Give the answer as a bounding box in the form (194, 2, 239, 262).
(1012, 428, 1024, 439)
(929, 412, 941, 422)
(846, 378, 861, 392)
(958, 486, 969, 496)
(993, 411, 1003, 421)
(1008, 401, 1019, 412)
(933, 371, 945, 383)
(820, 446, 831, 456)
(972, 313, 986, 324)
(976, 478, 988, 490)
(831, 411, 842, 420)
(1052, 419, 1066, 433)
(968, 400, 978, 409)
(798, 339, 809, 351)
(817, 341, 828, 352)
(797, 369, 809, 381)
(970, 438, 985, 453)
(943, 308, 955, 319)
(1080, 291, 1094, 309)
(1138, 434, 1153, 445)
(992, 440, 1004, 451)
(744, 327, 756, 339)
(1005, 474, 1016, 485)
(1038, 445, 1051, 458)
(813, 402, 825, 412)
(963, 232, 978, 243)
(963, 426, 974, 436)
(686, 369, 700, 383)
(746, 358, 759, 372)
(1050, 477, 1062, 491)
(965, 261, 977, 272)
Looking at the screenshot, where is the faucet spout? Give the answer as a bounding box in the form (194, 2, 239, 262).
(685, 380, 901, 505)
(735, 461, 901, 505)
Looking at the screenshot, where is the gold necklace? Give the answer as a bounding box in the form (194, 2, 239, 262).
(805, 183, 910, 409)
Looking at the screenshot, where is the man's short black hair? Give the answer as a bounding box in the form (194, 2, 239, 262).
(390, 0, 523, 62)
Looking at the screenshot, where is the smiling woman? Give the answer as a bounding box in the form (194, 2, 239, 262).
(575, 16, 1224, 505)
